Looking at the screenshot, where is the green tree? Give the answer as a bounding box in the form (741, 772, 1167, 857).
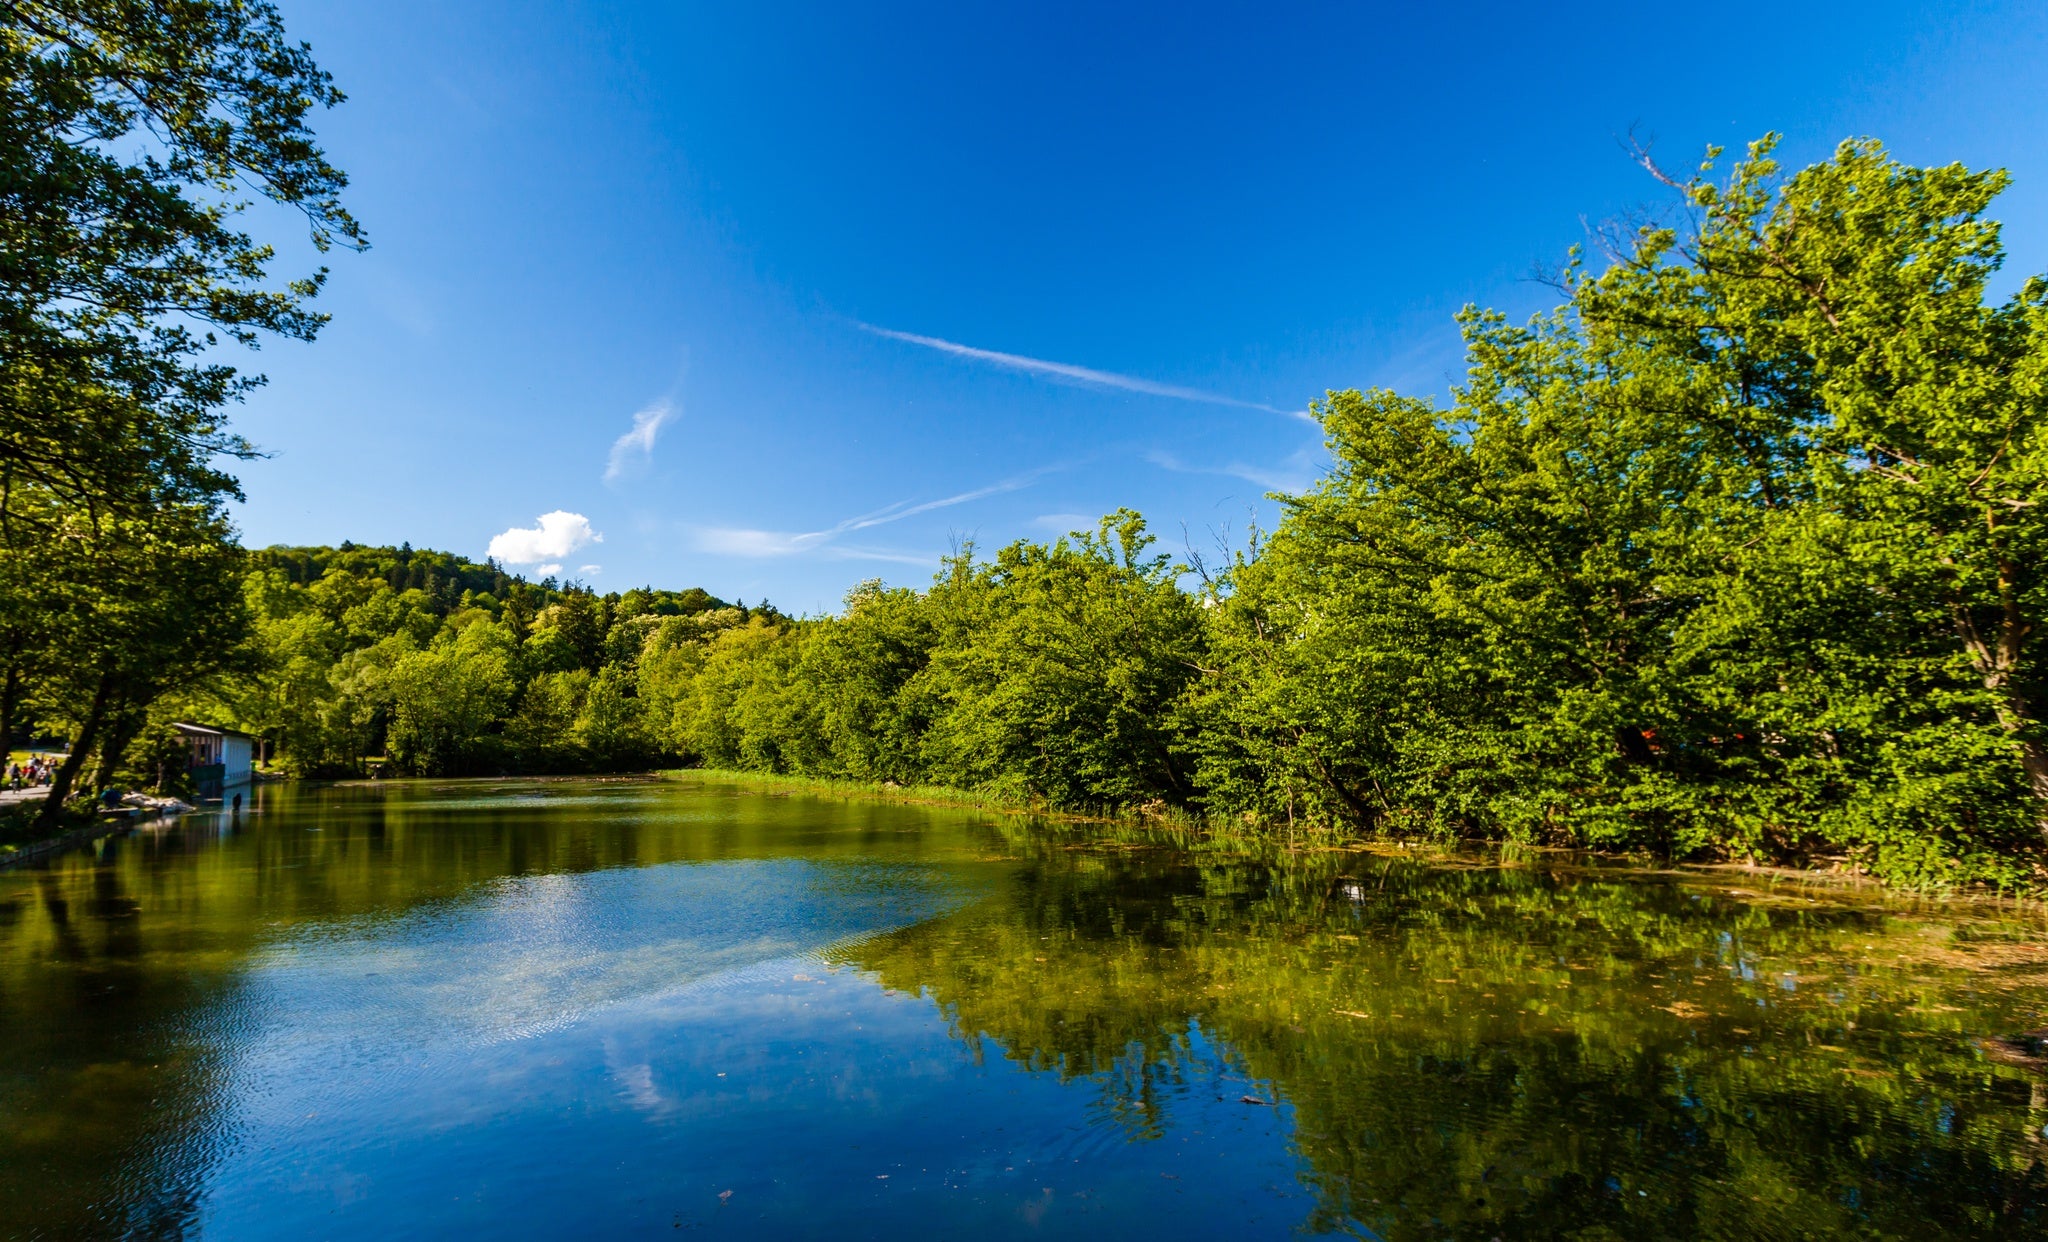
(913, 512, 1205, 806)
(384, 622, 517, 775)
(1201, 137, 2048, 886)
(1579, 136, 2048, 878)
(0, 1, 357, 813)
(575, 665, 645, 768)
(0, 0, 360, 518)
(30, 500, 252, 824)
(795, 580, 937, 781)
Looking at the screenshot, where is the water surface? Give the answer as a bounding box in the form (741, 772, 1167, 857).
(3, 777, 2046, 1239)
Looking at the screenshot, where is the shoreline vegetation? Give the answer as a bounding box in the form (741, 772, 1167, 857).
(8, 7, 2048, 893)
(660, 767, 2048, 915)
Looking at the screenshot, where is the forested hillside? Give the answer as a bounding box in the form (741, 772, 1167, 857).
(202, 544, 744, 776)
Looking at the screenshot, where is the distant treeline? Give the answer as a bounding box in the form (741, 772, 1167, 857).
(36, 135, 2048, 890)
(211, 543, 756, 776)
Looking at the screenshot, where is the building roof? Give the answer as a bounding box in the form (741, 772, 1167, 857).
(170, 722, 258, 740)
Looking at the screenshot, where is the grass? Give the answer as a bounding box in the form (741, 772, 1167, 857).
(657, 768, 1075, 818)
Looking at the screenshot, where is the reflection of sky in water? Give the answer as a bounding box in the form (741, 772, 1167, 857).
(199, 858, 1321, 1240)
(242, 859, 963, 1050)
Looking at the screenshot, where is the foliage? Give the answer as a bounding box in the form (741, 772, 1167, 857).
(625, 141, 2048, 888)
(20, 498, 253, 819)
(203, 544, 738, 777)
(0, 0, 357, 826)
(1188, 137, 2048, 888)
(0, 0, 359, 520)
(629, 512, 1207, 811)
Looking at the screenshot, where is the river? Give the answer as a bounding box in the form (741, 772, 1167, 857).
(2, 776, 2045, 1238)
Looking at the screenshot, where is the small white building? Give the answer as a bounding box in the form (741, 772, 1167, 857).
(171, 723, 255, 800)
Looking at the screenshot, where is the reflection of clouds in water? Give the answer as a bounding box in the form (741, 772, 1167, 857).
(278, 861, 960, 1042)
(226, 860, 972, 1124)
(605, 1042, 666, 1114)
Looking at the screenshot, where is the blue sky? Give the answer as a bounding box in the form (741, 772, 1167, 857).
(236, 1, 2048, 613)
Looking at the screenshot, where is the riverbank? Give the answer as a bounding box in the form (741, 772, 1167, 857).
(0, 796, 200, 870)
(658, 768, 1102, 820)
(659, 767, 2048, 905)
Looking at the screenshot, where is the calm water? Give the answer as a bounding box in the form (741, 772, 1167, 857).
(3, 779, 2047, 1239)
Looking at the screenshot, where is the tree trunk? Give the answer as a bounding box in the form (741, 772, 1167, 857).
(33, 676, 113, 833)
(1310, 752, 1379, 830)
(91, 709, 142, 791)
(2009, 707, 2048, 806)
(1949, 592, 2048, 840)
(1983, 685, 2048, 844)
(0, 657, 20, 758)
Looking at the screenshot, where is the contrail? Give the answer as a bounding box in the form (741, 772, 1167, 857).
(858, 322, 1308, 420)
(691, 463, 1068, 558)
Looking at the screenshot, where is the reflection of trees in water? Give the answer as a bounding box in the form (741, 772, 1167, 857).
(0, 863, 245, 1239)
(837, 843, 2048, 1239)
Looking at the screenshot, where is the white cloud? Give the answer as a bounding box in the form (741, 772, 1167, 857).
(488, 511, 603, 566)
(534, 563, 563, 577)
(858, 322, 1310, 421)
(605, 400, 678, 481)
(578, 564, 603, 576)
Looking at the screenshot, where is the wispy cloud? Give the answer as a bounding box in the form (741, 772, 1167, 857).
(858, 322, 1310, 421)
(1146, 449, 1318, 494)
(691, 527, 937, 567)
(693, 527, 813, 558)
(605, 399, 679, 481)
(826, 547, 941, 567)
(692, 466, 1055, 560)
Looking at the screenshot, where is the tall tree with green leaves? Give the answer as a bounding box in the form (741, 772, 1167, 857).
(0, 0, 361, 518)
(30, 501, 252, 824)
(1200, 137, 2048, 886)
(1578, 136, 2048, 877)
(0, 0, 357, 802)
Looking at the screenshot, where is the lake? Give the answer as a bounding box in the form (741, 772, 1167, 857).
(2, 776, 2045, 1239)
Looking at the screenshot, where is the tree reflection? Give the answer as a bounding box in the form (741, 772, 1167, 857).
(838, 837, 2048, 1239)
